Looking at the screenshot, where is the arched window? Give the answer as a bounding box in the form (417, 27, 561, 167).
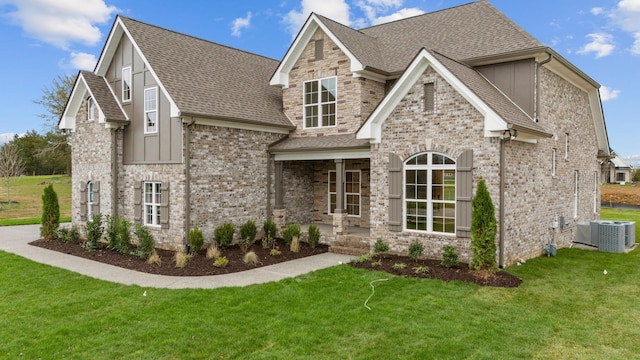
(404, 153, 456, 234)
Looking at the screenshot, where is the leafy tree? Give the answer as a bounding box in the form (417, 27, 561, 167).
(633, 168, 640, 183)
(0, 142, 25, 209)
(41, 184, 60, 240)
(469, 178, 497, 271)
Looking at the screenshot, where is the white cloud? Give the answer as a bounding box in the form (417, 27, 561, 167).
(231, 12, 252, 37)
(632, 32, 640, 54)
(578, 33, 615, 58)
(0, 133, 17, 145)
(590, 7, 604, 15)
(70, 52, 97, 70)
(600, 85, 621, 101)
(370, 7, 424, 25)
(284, 0, 351, 36)
(2, 0, 117, 49)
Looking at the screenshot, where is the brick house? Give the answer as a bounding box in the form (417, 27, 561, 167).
(60, 1, 609, 266)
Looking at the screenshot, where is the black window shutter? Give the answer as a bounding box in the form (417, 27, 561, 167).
(388, 153, 403, 232)
(160, 182, 170, 229)
(456, 150, 473, 238)
(80, 182, 88, 221)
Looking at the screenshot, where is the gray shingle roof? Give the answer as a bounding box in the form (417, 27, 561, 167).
(119, 17, 293, 129)
(81, 70, 127, 122)
(315, 1, 543, 75)
(269, 134, 370, 152)
(429, 51, 548, 136)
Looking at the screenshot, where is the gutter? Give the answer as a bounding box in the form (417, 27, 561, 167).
(184, 118, 196, 245)
(112, 127, 119, 218)
(535, 53, 553, 122)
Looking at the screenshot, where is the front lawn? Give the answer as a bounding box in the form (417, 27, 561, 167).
(1, 245, 639, 359)
(0, 175, 71, 225)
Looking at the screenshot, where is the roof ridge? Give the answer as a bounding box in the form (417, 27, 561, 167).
(359, 0, 478, 31)
(117, 15, 279, 63)
(313, 13, 378, 40)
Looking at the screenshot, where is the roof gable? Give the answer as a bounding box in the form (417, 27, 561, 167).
(357, 49, 550, 143)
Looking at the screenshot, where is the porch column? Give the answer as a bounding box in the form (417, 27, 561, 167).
(333, 159, 348, 236)
(273, 160, 286, 234)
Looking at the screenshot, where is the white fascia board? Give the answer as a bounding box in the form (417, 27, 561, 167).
(590, 89, 610, 155)
(189, 117, 291, 135)
(270, 14, 363, 88)
(357, 49, 507, 143)
(96, 18, 180, 118)
(273, 148, 370, 161)
(59, 76, 87, 131)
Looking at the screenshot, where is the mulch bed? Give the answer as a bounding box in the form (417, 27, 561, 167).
(350, 254, 522, 288)
(30, 239, 521, 287)
(30, 238, 328, 276)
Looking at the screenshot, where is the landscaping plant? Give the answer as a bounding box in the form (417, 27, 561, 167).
(263, 219, 277, 240)
(470, 177, 497, 271)
(239, 220, 257, 252)
(408, 239, 424, 260)
(213, 256, 229, 268)
(134, 224, 155, 260)
(372, 238, 390, 255)
(189, 226, 204, 255)
(214, 222, 235, 249)
(243, 251, 259, 265)
(282, 223, 301, 246)
(174, 248, 190, 268)
(307, 223, 320, 248)
(206, 244, 221, 259)
(105, 215, 132, 254)
(290, 235, 300, 253)
(441, 245, 460, 268)
(84, 214, 104, 251)
(40, 184, 60, 240)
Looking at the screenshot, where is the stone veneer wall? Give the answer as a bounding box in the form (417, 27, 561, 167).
(188, 124, 285, 241)
(71, 98, 116, 228)
(311, 159, 371, 228)
(280, 161, 315, 225)
(370, 68, 498, 263)
(283, 28, 386, 137)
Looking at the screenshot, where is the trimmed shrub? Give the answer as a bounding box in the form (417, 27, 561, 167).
(470, 178, 498, 271)
(307, 223, 320, 248)
(214, 222, 235, 249)
(239, 220, 257, 253)
(40, 184, 60, 240)
(408, 239, 424, 260)
(84, 214, 104, 251)
(189, 226, 204, 255)
(282, 223, 301, 246)
(213, 256, 229, 268)
(372, 238, 390, 255)
(441, 245, 460, 268)
(134, 224, 155, 260)
(105, 215, 131, 254)
(263, 219, 277, 239)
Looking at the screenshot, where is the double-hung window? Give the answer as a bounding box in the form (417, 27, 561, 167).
(144, 87, 157, 133)
(144, 182, 162, 226)
(87, 97, 95, 121)
(304, 77, 336, 128)
(328, 170, 361, 216)
(87, 181, 94, 219)
(122, 67, 132, 102)
(405, 153, 456, 234)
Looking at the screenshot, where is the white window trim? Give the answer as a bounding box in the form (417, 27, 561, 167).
(303, 76, 337, 129)
(593, 171, 598, 213)
(328, 170, 361, 217)
(87, 97, 95, 121)
(122, 66, 132, 103)
(403, 153, 456, 235)
(144, 87, 158, 134)
(551, 149, 556, 176)
(144, 181, 161, 227)
(87, 181, 94, 219)
(564, 133, 569, 160)
(573, 170, 579, 218)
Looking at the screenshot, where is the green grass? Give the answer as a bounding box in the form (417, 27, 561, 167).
(1, 247, 639, 359)
(0, 175, 71, 225)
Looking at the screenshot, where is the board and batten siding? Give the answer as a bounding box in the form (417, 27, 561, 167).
(476, 59, 535, 117)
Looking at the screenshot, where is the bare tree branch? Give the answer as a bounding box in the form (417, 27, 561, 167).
(0, 142, 26, 208)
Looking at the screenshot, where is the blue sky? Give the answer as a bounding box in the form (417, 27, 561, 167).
(1, 0, 638, 163)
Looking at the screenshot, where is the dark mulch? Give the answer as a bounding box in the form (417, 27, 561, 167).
(350, 254, 522, 288)
(30, 238, 328, 276)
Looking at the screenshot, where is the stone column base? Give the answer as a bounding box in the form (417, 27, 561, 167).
(333, 209, 348, 236)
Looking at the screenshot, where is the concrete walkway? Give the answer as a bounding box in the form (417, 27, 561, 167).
(0, 224, 354, 289)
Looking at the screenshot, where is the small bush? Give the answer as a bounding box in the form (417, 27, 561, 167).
(68, 226, 81, 243)
(105, 216, 131, 254)
(54, 227, 68, 242)
(239, 220, 257, 252)
(372, 238, 390, 255)
(270, 247, 281, 256)
(206, 244, 221, 259)
(134, 224, 155, 260)
(413, 266, 430, 274)
(408, 239, 425, 260)
(282, 223, 301, 246)
(353, 254, 372, 264)
(214, 222, 235, 249)
(40, 184, 60, 240)
(213, 256, 229, 268)
(147, 251, 161, 266)
(263, 219, 277, 240)
(371, 260, 382, 268)
(84, 214, 104, 250)
(243, 251, 260, 265)
(392, 263, 406, 270)
(189, 226, 204, 255)
(174, 248, 190, 268)
(262, 234, 275, 249)
(307, 223, 321, 248)
(441, 245, 460, 268)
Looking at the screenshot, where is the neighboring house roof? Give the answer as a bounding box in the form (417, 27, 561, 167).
(80, 71, 128, 123)
(611, 154, 632, 169)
